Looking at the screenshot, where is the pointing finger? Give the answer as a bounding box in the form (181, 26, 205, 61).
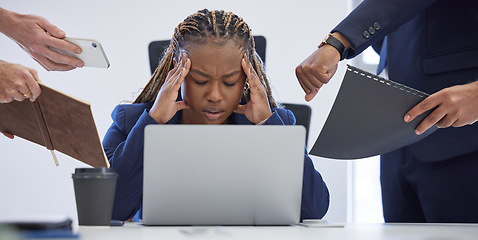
(404, 96, 438, 123)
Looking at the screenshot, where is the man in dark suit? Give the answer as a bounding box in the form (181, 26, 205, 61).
(296, 0, 478, 223)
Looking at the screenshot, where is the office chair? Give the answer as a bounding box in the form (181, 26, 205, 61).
(147, 36, 311, 144)
(281, 103, 312, 145)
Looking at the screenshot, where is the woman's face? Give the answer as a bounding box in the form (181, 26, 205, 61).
(180, 41, 246, 124)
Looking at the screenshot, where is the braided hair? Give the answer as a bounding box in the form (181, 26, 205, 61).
(134, 9, 277, 108)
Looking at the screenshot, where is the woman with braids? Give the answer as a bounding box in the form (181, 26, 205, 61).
(102, 9, 329, 222)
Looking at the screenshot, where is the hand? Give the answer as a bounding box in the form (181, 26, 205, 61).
(295, 45, 340, 102)
(234, 54, 272, 124)
(0, 60, 41, 103)
(295, 32, 351, 102)
(0, 8, 83, 71)
(404, 81, 478, 135)
(149, 54, 191, 124)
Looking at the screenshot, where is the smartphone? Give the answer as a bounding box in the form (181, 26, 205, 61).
(52, 37, 110, 68)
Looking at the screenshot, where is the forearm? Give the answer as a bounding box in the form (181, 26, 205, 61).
(0, 7, 17, 37)
(331, 32, 351, 49)
(105, 130, 144, 220)
(104, 109, 158, 221)
(300, 155, 330, 220)
(333, 0, 438, 58)
(263, 111, 286, 125)
(0, 7, 10, 33)
(263, 109, 330, 219)
(106, 115, 151, 178)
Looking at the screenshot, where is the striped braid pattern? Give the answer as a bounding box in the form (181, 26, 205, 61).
(134, 9, 277, 108)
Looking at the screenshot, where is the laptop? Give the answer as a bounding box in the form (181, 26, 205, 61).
(142, 125, 305, 226)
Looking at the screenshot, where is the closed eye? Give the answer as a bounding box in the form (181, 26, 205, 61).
(224, 81, 236, 87)
(194, 80, 207, 85)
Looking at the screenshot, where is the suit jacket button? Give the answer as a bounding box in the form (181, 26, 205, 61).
(363, 31, 370, 39)
(369, 27, 376, 35)
(373, 22, 381, 30)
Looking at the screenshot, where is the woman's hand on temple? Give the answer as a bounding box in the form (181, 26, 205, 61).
(149, 54, 191, 124)
(234, 54, 272, 124)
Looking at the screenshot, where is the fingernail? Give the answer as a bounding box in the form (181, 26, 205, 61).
(415, 129, 420, 135)
(77, 62, 84, 68)
(59, 30, 65, 36)
(404, 115, 410, 122)
(75, 48, 81, 54)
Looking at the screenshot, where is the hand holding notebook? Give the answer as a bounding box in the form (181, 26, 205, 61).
(0, 83, 108, 167)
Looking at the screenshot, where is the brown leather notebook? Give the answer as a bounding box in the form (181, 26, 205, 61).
(0, 84, 109, 167)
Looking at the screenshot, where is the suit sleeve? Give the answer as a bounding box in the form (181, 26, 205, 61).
(334, 0, 437, 58)
(102, 105, 158, 221)
(265, 109, 330, 220)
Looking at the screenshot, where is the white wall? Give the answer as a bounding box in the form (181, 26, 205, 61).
(0, 0, 351, 223)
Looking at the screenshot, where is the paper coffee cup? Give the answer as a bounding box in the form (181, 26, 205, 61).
(72, 168, 118, 226)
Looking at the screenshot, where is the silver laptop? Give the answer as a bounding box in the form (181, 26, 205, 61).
(142, 125, 305, 226)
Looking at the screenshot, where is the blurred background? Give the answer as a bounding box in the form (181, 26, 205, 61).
(0, 0, 383, 223)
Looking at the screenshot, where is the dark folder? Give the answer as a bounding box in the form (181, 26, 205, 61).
(0, 84, 108, 167)
(309, 65, 437, 159)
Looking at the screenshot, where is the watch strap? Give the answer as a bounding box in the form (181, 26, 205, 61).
(319, 33, 347, 61)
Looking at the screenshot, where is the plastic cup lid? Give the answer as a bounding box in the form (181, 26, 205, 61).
(72, 167, 118, 179)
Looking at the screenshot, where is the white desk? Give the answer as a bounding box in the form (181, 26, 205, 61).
(75, 222, 478, 240)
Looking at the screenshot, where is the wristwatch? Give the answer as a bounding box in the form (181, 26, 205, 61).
(318, 33, 348, 61)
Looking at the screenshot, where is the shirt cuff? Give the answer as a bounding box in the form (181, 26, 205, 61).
(257, 111, 277, 125)
(256, 118, 268, 125)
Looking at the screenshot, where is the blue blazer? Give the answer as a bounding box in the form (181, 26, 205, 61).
(333, 0, 478, 162)
(102, 103, 330, 221)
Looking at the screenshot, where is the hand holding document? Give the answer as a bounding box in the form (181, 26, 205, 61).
(0, 84, 108, 167)
(310, 65, 438, 159)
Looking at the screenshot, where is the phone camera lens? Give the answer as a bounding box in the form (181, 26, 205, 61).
(92, 42, 97, 48)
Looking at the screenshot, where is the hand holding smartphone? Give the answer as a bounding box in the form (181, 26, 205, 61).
(51, 37, 110, 68)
